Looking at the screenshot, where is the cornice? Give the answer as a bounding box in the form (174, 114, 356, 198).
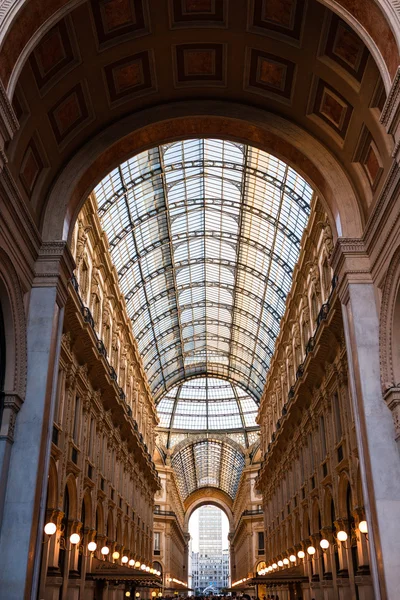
(329, 238, 371, 303)
(34, 241, 75, 306)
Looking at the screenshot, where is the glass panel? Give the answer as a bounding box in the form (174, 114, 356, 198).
(95, 139, 312, 401)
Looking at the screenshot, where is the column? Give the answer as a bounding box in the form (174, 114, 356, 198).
(0, 242, 74, 600)
(331, 240, 400, 600)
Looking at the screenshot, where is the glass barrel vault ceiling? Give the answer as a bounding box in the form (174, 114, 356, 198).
(171, 438, 245, 500)
(94, 139, 313, 402)
(157, 377, 259, 447)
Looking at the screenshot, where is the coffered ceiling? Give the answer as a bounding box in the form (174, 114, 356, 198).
(6, 0, 392, 233)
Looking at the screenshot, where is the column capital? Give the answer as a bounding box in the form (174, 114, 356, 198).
(33, 241, 75, 306)
(330, 238, 372, 303)
(0, 393, 23, 442)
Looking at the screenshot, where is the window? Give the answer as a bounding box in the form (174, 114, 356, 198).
(72, 395, 80, 445)
(333, 392, 343, 442)
(320, 415, 327, 459)
(154, 532, 160, 555)
(258, 532, 265, 555)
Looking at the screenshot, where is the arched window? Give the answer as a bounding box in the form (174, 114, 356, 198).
(59, 486, 70, 574)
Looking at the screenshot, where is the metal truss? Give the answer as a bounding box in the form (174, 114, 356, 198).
(170, 435, 246, 500)
(95, 138, 313, 403)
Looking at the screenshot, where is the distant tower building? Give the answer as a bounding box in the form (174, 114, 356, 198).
(191, 506, 229, 594)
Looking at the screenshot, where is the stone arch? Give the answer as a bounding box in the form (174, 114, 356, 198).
(302, 508, 310, 539)
(95, 501, 104, 536)
(0, 246, 26, 400)
(46, 456, 58, 510)
(0, 0, 395, 99)
(41, 103, 363, 245)
(287, 519, 294, 548)
(123, 522, 130, 550)
(64, 474, 78, 520)
(184, 487, 234, 532)
(106, 509, 114, 541)
(337, 471, 352, 517)
(380, 244, 400, 391)
(81, 489, 92, 529)
(311, 498, 322, 534)
(116, 516, 122, 545)
(294, 515, 302, 546)
(322, 486, 335, 527)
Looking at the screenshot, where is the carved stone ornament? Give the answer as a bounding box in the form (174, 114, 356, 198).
(322, 220, 334, 258)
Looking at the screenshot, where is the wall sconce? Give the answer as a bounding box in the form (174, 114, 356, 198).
(319, 539, 330, 552)
(359, 520, 368, 540)
(44, 522, 57, 536)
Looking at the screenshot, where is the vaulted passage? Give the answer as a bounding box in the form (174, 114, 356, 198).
(1, 1, 400, 599)
(94, 139, 312, 399)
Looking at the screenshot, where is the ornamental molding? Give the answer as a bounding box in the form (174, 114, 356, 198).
(0, 246, 27, 399)
(34, 241, 75, 305)
(379, 245, 400, 392)
(381, 65, 400, 131)
(363, 161, 400, 263)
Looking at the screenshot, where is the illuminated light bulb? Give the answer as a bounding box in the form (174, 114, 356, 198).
(135, 561, 141, 568)
(297, 550, 305, 559)
(146, 566, 150, 572)
(320, 539, 330, 550)
(126, 593, 131, 597)
(122, 555, 128, 564)
(70, 533, 80, 545)
(129, 559, 135, 566)
(307, 546, 316, 555)
(272, 563, 278, 569)
(112, 551, 120, 560)
(283, 558, 289, 565)
(44, 522, 57, 536)
(101, 546, 110, 555)
(277, 560, 283, 567)
(152, 593, 157, 597)
(289, 555, 296, 563)
(337, 530, 348, 542)
(141, 564, 146, 570)
(88, 541, 97, 552)
(359, 521, 368, 534)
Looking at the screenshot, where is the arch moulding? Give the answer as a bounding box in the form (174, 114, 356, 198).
(183, 487, 234, 532)
(41, 101, 364, 245)
(380, 244, 400, 443)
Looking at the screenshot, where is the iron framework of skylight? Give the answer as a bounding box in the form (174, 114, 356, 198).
(171, 437, 245, 500)
(157, 377, 259, 447)
(94, 139, 313, 401)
